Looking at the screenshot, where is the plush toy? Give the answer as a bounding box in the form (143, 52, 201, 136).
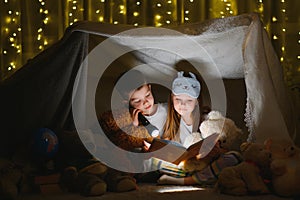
(216, 142, 272, 196)
(60, 158, 108, 196)
(58, 129, 137, 196)
(181, 111, 245, 172)
(58, 108, 152, 196)
(98, 109, 153, 150)
(265, 137, 300, 197)
(200, 111, 245, 151)
(0, 158, 24, 200)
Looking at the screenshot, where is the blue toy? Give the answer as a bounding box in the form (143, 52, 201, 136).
(33, 128, 59, 158)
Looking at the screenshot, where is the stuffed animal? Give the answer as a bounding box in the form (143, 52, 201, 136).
(216, 142, 272, 196)
(60, 159, 107, 196)
(0, 158, 24, 200)
(181, 111, 245, 172)
(265, 137, 300, 197)
(200, 111, 245, 151)
(98, 109, 153, 150)
(58, 108, 152, 196)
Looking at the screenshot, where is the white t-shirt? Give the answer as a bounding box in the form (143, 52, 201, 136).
(179, 119, 194, 148)
(145, 103, 167, 138)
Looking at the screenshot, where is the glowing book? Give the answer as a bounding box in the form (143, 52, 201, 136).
(148, 133, 219, 165)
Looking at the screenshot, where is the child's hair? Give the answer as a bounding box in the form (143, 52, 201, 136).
(162, 71, 208, 141)
(115, 69, 147, 101)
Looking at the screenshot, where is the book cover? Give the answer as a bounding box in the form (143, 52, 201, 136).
(148, 133, 219, 165)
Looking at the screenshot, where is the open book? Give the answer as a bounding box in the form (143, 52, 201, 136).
(148, 133, 219, 165)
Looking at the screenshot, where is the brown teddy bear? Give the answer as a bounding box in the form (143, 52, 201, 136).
(265, 137, 300, 197)
(216, 142, 272, 195)
(0, 158, 29, 200)
(181, 111, 245, 173)
(58, 108, 152, 196)
(60, 158, 108, 196)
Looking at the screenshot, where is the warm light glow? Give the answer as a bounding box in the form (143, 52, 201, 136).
(272, 16, 277, 22)
(157, 186, 205, 193)
(155, 15, 161, 20)
(0, 0, 298, 90)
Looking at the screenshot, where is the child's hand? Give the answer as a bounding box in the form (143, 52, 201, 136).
(131, 109, 141, 126)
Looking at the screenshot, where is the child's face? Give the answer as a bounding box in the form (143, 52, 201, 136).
(129, 84, 155, 115)
(172, 93, 197, 116)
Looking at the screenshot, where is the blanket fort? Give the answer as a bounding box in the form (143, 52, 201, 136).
(0, 13, 297, 164)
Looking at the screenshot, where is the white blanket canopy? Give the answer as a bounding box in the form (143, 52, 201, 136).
(70, 13, 297, 145)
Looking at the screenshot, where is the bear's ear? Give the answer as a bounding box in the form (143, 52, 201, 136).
(240, 142, 251, 152)
(264, 138, 272, 151)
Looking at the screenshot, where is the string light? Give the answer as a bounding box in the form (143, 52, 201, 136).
(36, 0, 51, 52)
(0, 0, 298, 90)
(1, 0, 22, 77)
(153, 0, 177, 26)
(67, 0, 84, 26)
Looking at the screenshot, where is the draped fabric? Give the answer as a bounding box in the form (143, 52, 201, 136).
(0, 13, 297, 158)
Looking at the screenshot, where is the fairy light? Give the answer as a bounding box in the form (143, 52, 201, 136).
(36, 0, 51, 52)
(1, 0, 23, 78)
(90, 1, 104, 22)
(153, 0, 177, 26)
(128, 0, 144, 26)
(0, 0, 298, 91)
(182, 0, 194, 23)
(67, 0, 84, 26)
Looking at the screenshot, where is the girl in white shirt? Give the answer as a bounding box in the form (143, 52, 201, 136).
(157, 71, 242, 186)
(162, 71, 205, 147)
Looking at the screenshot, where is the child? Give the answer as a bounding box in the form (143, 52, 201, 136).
(162, 71, 207, 147)
(157, 71, 242, 185)
(115, 69, 168, 139)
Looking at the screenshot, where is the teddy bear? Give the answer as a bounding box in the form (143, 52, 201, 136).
(181, 111, 245, 172)
(57, 108, 152, 196)
(0, 156, 34, 200)
(0, 158, 24, 200)
(216, 141, 272, 195)
(264, 137, 300, 197)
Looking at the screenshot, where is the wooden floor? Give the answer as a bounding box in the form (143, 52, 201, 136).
(18, 183, 294, 200)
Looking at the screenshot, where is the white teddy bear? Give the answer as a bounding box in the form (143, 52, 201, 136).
(182, 110, 245, 172)
(200, 110, 245, 151)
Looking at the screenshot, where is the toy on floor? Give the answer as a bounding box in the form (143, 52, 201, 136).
(0, 158, 25, 200)
(216, 141, 272, 195)
(182, 111, 245, 173)
(265, 137, 300, 197)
